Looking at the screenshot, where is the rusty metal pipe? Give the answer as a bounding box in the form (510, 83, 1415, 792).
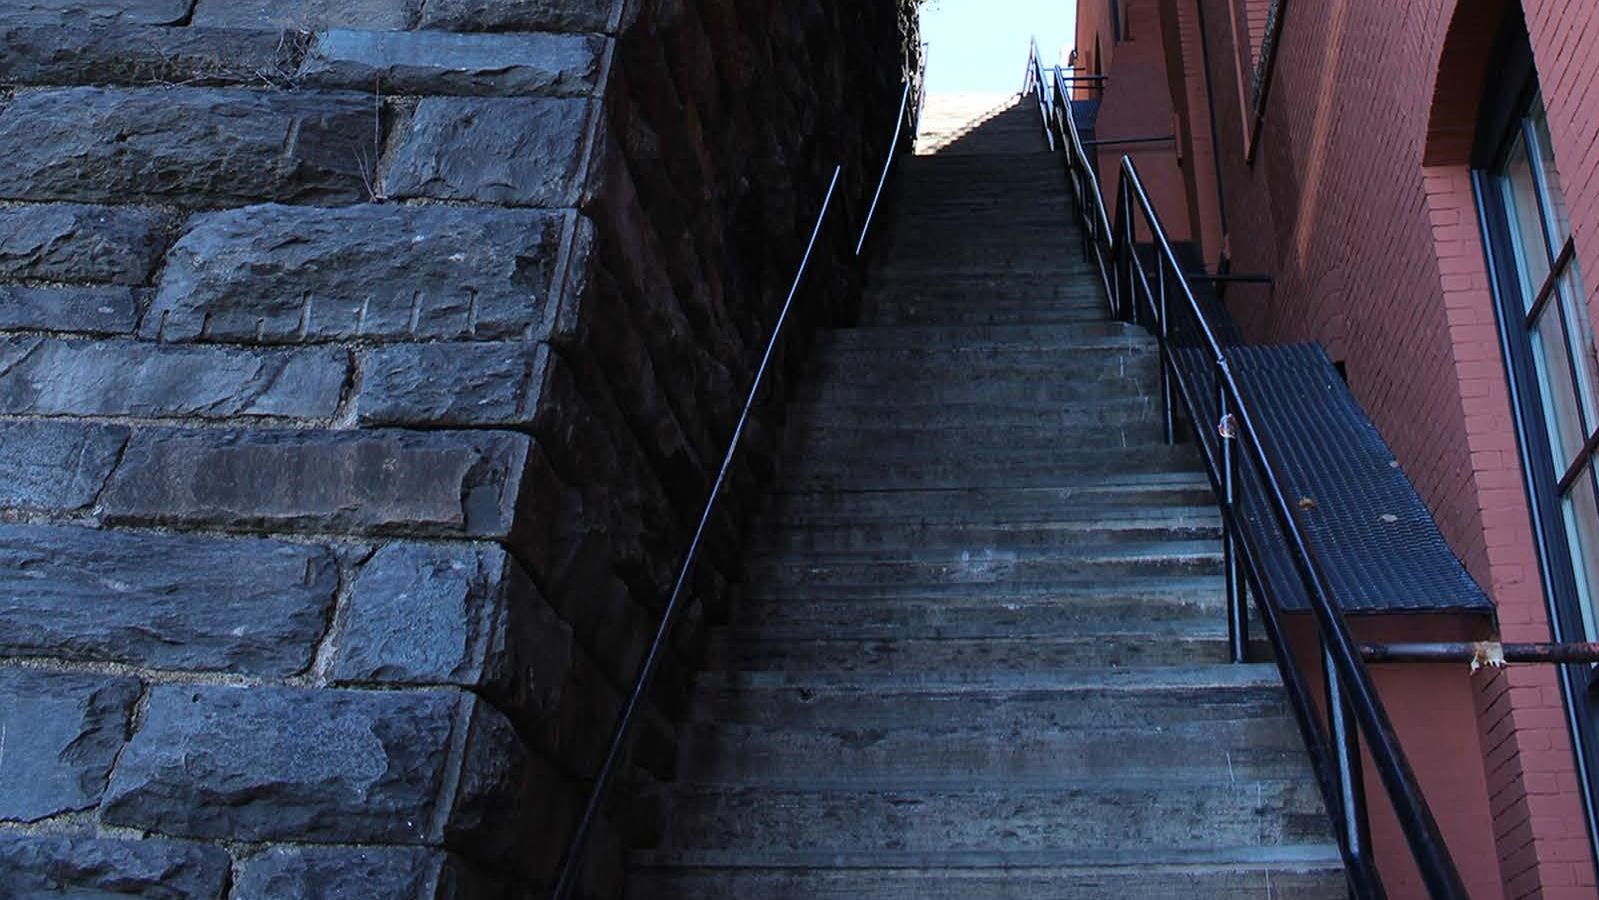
(1359, 641, 1599, 665)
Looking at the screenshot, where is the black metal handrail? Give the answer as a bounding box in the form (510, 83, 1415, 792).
(549, 166, 842, 900)
(552, 65, 926, 900)
(1030, 50, 1472, 899)
(1024, 38, 1055, 152)
(859, 43, 928, 257)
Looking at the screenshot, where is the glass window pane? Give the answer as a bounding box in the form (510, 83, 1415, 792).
(1528, 95, 1573, 247)
(1562, 464, 1599, 641)
(1501, 133, 1553, 308)
(1558, 257, 1599, 439)
(1531, 301, 1589, 466)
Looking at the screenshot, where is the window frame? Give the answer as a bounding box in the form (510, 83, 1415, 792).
(1471, 10, 1599, 871)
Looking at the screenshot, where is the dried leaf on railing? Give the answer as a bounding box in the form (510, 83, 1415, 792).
(1217, 414, 1237, 439)
(1470, 642, 1507, 674)
(1297, 497, 1317, 510)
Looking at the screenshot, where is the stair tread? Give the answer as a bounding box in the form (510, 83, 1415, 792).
(633, 842, 1346, 871)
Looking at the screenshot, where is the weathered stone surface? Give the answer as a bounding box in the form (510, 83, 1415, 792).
(0, 832, 231, 898)
(0, 420, 128, 512)
(232, 845, 515, 900)
(0, 285, 137, 334)
(0, 336, 347, 419)
(0, 87, 373, 205)
(419, 0, 620, 34)
(334, 543, 491, 687)
(145, 204, 575, 343)
(100, 687, 532, 852)
(356, 342, 550, 427)
(0, 524, 336, 674)
(101, 685, 458, 842)
(387, 97, 594, 207)
(0, 204, 171, 284)
(191, 0, 417, 30)
(0, 24, 297, 88)
(331, 543, 574, 740)
(99, 428, 530, 536)
(447, 710, 579, 881)
(3, 0, 193, 26)
(300, 29, 605, 97)
(0, 668, 141, 822)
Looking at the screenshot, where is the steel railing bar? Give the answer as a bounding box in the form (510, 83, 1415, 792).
(857, 80, 914, 257)
(549, 166, 844, 900)
(1083, 135, 1178, 147)
(1029, 46, 1472, 898)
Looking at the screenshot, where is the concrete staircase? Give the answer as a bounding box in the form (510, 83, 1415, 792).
(625, 94, 1346, 898)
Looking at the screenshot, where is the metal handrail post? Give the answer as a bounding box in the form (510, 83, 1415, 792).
(1325, 639, 1378, 889)
(1156, 252, 1174, 445)
(1218, 367, 1246, 665)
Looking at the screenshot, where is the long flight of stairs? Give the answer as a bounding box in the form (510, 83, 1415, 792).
(626, 94, 1346, 898)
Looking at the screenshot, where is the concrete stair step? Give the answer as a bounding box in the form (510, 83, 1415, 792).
(625, 853, 1348, 900)
(743, 542, 1224, 589)
(674, 712, 1308, 787)
(871, 306, 1108, 326)
(762, 477, 1214, 519)
(902, 150, 1060, 170)
(727, 578, 1228, 637)
(803, 356, 1154, 384)
(816, 322, 1149, 349)
(784, 430, 1172, 463)
(917, 140, 1051, 156)
(794, 374, 1156, 404)
(690, 665, 1295, 728)
(866, 285, 1103, 305)
(871, 261, 1092, 280)
(748, 511, 1221, 554)
(788, 401, 1162, 433)
(702, 631, 1265, 673)
(643, 779, 1329, 855)
(784, 447, 1205, 490)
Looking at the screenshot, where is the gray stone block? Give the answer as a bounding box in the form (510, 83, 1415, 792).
(0, 420, 128, 512)
(387, 97, 594, 207)
(334, 543, 495, 687)
(0, 668, 141, 822)
(356, 342, 550, 427)
(419, 0, 621, 34)
(0, 204, 172, 284)
(0, 524, 336, 675)
(300, 29, 605, 97)
(0, 24, 298, 88)
(0, 336, 347, 420)
(231, 841, 517, 900)
(0, 831, 231, 898)
(331, 543, 575, 738)
(99, 428, 530, 537)
(100, 686, 535, 854)
(3, 0, 193, 26)
(191, 0, 418, 29)
(0, 87, 373, 205)
(145, 204, 575, 344)
(0, 286, 137, 335)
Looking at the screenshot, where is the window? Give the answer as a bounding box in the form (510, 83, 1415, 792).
(1489, 94, 1599, 640)
(1474, 6, 1599, 856)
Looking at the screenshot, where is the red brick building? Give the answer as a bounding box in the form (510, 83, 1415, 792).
(1076, 0, 1599, 896)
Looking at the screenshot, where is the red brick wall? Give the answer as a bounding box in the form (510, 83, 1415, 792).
(1096, 0, 1599, 895)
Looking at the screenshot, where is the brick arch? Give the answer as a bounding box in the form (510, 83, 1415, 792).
(1423, 0, 1512, 165)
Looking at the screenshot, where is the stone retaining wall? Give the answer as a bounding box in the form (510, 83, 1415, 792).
(0, 0, 916, 896)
